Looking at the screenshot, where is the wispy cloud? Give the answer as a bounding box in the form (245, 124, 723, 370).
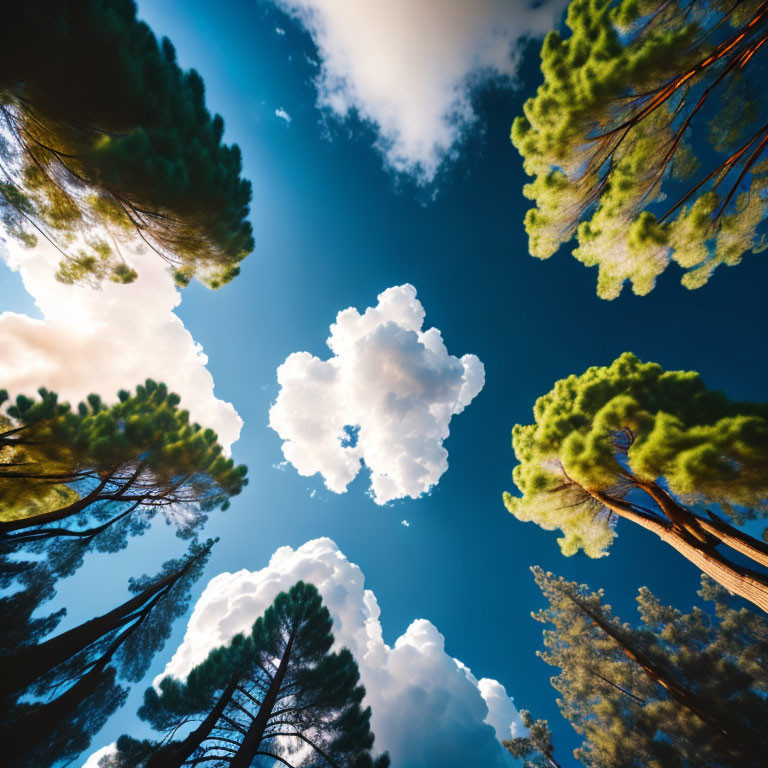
(275, 107, 292, 123)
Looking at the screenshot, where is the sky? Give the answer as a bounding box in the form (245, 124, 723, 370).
(2, 1, 768, 766)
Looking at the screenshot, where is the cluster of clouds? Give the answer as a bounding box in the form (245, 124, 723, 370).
(268, 284, 485, 504)
(0, 240, 242, 450)
(150, 537, 523, 766)
(273, 0, 568, 181)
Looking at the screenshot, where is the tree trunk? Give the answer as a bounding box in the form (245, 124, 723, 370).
(229, 629, 296, 768)
(0, 552, 196, 697)
(0, 624, 126, 765)
(594, 491, 768, 615)
(695, 512, 768, 570)
(147, 676, 240, 768)
(634, 479, 768, 569)
(634, 480, 712, 544)
(1, 500, 142, 544)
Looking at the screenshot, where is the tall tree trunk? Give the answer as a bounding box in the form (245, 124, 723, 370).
(229, 628, 297, 768)
(594, 490, 768, 614)
(633, 478, 768, 569)
(695, 512, 768, 570)
(544, 753, 563, 768)
(0, 551, 197, 697)
(0, 622, 128, 765)
(147, 676, 240, 768)
(565, 590, 766, 760)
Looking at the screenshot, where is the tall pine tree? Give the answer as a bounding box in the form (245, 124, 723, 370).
(532, 566, 768, 767)
(505, 352, 768, 613)
(109, 581, 389, 768)
(0, 538, 216, 766)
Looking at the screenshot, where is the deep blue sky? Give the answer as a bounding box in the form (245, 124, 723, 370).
(6, 1, 767, 765)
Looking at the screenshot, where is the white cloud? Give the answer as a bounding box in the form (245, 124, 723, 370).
(401, 519, 410, 527)
(268, 284, 484, 504)
(0, 240, 242, 451)
(276, 25, 287, 35)
(81, 743, 116, 768)
(275, 107, 293, 123)
(272, 0, 567, 181)
(157, 537, 523, 766)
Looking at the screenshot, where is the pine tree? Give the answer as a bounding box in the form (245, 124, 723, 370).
(503, 709, 563, 768)
(513, 0, 768, 298)
(109, 581, 389, 768)
(532, 566, 768, 767)
(0, 539, 216, 766)
(0, 0, 253, 288)
(504, 352, 768, 613)
(0, 380, 247, 542)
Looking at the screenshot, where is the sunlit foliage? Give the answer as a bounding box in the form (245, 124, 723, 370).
(533, 567, 768, 767)
(514, 0, 768, 298)
(505, 353, 768, 612)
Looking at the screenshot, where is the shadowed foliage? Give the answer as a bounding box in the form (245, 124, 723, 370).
(107, 581, 389, 768)
(513, 0, 768, 298)
(0, 0, 253, 288)
(0, 539, 216, 767)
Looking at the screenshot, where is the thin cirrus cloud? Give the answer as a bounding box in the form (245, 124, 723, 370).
(152, 538, 523, 767)
(272, 0, 568, 182)
(268, 284, 485, 505)
(0, 240, 242, 451)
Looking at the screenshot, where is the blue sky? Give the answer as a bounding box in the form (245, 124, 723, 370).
(3, 1, 768, 766)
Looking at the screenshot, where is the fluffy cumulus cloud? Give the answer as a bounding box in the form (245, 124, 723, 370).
(156, 537, 523, 766)
(0, 241, 242, 450)
(272, 0, 568, 181)
(81, 743, 116, 767)
(268, 284, 484, 504)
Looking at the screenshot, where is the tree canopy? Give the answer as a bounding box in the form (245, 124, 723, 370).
(513, 0, 768, 298)
(0, 380, 247, 542)
(0, 539, 215, 767)
(503, 709, 563, 768)
(504, 352, 768, 611)
(532, 567, 768, 767)
(0, 0, 254, 288)
(109, 581, 389, 768)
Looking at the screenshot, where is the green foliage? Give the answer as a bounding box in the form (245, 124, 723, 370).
(0, 379, 247, 537)
(504, 352, 768, 557)
(112, 582, 388, 768)
(503, 709, 562, 768)
(532, 567, 768, 767)
(0, 0, 253, 288)
(513, 0, 768, 298)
